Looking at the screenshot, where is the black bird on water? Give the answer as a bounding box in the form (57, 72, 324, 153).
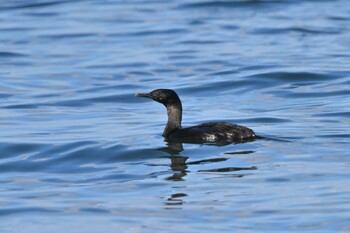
(135, 89, 256, 143)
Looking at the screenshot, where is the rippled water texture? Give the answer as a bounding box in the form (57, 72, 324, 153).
(1, 0, 350, 232)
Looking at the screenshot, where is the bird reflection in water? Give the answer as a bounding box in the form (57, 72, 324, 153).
(159, 140, 257, 181)
(159, 140, 257, 207)
(165, 193, 188, 207)
(158, 141, 188, 181)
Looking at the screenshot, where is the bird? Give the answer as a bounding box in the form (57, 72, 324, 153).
(135, 89, 256, 143)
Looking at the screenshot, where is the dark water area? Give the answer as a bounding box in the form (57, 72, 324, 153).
(1, 0, 350, 232)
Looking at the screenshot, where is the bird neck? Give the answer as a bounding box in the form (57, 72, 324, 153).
(163, 103, 182, 137)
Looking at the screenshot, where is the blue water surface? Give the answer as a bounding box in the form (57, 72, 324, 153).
(1, 0, 350, 232)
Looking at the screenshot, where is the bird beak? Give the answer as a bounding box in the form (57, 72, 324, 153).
(135, 92, 152, 98)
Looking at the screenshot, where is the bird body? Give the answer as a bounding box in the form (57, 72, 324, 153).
(169, 122, 255, 143)
(136, 89, 256, 143)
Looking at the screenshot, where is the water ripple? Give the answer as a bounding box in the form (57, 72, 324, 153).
(0, 0, 75, 11)
(178, 0, 285, 9)
(0, 52, 28, 57)
(1, 0, 350, 231)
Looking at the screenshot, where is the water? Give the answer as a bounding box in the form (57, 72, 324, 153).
(1, 0, 350, 232)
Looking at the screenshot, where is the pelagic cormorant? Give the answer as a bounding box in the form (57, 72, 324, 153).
(135, 89, 256, 143)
